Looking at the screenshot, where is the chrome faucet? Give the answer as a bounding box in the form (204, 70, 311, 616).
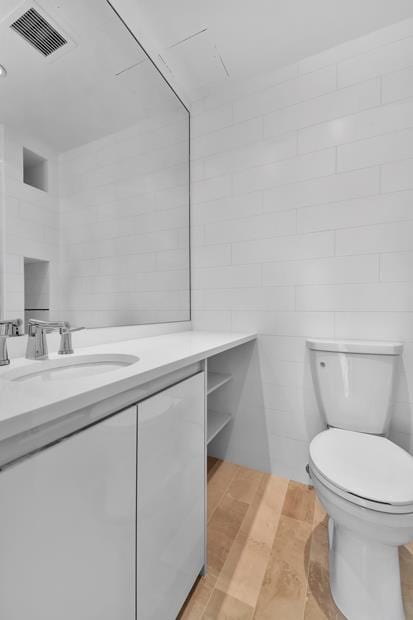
(26, 319, 85, 360)
(0, 318, 23, 366)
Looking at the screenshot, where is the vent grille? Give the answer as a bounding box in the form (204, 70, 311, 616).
(10, 8, 67, 57)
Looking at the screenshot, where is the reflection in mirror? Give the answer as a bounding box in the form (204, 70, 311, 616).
(0, 0, 190, 329)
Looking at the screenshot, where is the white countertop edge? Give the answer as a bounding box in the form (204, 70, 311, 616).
(0, 330, 256, 441)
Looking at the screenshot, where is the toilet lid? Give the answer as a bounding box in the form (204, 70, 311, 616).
(310, 429, 413, 505)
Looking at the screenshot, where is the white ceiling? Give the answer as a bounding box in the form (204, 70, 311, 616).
(0, 0, 186, 152)
(1, 0, 412, 149)
(134, 0, 413, 102)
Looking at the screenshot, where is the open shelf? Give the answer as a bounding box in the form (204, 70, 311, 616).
(207, 372, 232, 395)
(207, 410, 231, 444)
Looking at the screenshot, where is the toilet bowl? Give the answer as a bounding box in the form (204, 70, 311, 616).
(309, 428, 413, 620)
(307, 339, 413, 620)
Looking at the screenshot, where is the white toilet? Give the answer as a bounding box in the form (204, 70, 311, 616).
(307, 338, 413, 620)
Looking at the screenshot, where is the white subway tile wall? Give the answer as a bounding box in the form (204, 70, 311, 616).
(191, 17, 413, 482)
(0, 113, 190, 328)
(58, 114, 190, 327)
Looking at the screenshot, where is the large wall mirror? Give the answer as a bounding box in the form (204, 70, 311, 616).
(0, 0, 190, 329)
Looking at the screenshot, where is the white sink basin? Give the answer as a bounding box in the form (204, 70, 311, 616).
(1, 354, 139, 384)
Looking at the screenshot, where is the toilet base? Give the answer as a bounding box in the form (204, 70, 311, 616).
(328, 518, 405, 620)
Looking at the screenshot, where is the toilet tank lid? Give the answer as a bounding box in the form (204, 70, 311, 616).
(306, 339, 403, 355)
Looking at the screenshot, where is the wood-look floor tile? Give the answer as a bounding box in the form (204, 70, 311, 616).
(227, 466, 265, 505)
(400, 545, 413, 619)
(208, 460, 240, 522)
(253, 515, 312, 619)
(313, 496, 327, 527)
(178, 574, 216, 620)
(239, 474, 289, 545)
(207, 456, 219, 475)
(182, 459, 413, 620)
(308, 514, 330, 568)
(203, 588, 254, 620)
(304, 592, 346, 620)
(305, 553, 343, 618)
(282, 480, 315, 524)
(216, 475, 289, 609)
(304, 497, 344, 620)
(208, 492, 249, 579)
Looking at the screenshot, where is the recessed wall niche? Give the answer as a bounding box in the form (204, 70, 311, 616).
(23, 148, 48, 191)
(24, 258, 50, 329)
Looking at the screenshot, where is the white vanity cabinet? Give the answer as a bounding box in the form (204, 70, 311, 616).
(137, 372, 206, 620)
(0, 370, 206, 620)
(0, 406, 137, 620)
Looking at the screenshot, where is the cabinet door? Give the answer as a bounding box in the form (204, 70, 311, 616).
(137, 372, 205, 620)
(0, 407, 137, 620)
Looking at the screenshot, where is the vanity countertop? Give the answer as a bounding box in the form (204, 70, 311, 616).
(0, 330, 256, 442)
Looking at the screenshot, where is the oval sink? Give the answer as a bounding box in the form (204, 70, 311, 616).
(1, 354, 139, 384)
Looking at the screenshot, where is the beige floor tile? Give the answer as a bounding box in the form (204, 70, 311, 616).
(208, 460, 240, 522)
(313, 496, 327, 527)
(207, 456, 219, 475)
(203, 588, 254, 620)
(216, 476, 288, 609)
(253, 515, 312, 619)
(305, 559, 344, 619)
(208, 491, 249, 579)
(400, 545, 413, 619)
(282, 480, 315, 524)
(227, 466, 265, 505)
(182, 459, 413, 620)
(178, 574, 216, 620)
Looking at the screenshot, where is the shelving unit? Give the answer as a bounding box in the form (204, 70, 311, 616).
(207, 410, 231, 444)
(206, 368, 233, 444)
(207, 372, 232, 395)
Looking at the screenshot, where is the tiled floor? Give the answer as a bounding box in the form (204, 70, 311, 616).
(179, 457, 413, 620)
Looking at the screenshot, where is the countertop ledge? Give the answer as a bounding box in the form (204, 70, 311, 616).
(0, 330, 256, 441)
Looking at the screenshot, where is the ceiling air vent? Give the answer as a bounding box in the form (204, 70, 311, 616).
(10, 7, 67, 57)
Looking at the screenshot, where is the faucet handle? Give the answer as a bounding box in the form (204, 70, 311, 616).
(0, 318, 23, 337)
(58, 326, 85, 355)
(0, 318, 23, 366)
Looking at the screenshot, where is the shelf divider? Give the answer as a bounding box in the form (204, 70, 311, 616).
(207, 410, 231, 444)
(207, 372, 232, 396)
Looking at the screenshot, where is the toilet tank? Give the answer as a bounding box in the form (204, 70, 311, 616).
(307, 339, 403, 434)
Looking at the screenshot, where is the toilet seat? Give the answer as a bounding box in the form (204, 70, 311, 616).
(309, 429, 413, 514)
